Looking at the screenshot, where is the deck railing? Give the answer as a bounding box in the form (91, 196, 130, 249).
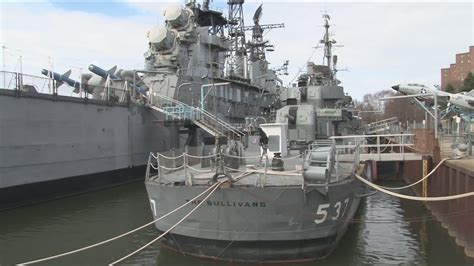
(330, 133, 417, 161)
(438, 132, 473, 157)
(146, 141, 361, 188)
(0, 70, 129, 103)
(146, 150, 302, 187)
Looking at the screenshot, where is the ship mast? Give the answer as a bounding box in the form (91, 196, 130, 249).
(322, 14, 332, 69)
(319, 13, 341, 82)
(244, 4, 284, 63)
(321, 14, 334, 76)
(227, 0, 247, 78)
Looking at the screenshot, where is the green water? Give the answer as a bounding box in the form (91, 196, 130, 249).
(0, 181, 472, 266)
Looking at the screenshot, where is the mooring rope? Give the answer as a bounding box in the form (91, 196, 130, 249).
(17, 182, 220, 265)
(222, 153, 262, 159)
(351, 206, 474, 224)
(158, 153, 184, 160)
(375, 158, 450, 190)
(159, 165, 185, 171)
(224, 166, 248, 172)
(355, 174, 474, 201)
(108, 181, 224, 265)
(185, 153, 216, 159)
(248, 168, 302, 176)
(186, 165, 214, 173)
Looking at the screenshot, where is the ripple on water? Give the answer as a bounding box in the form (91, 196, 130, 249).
(354, 186, 423, 265)
(1, 181, 471, 266)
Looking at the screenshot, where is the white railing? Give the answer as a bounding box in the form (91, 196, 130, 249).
(330, 133, 417, 161)
(147, 142, 361, 188)
(146, 151, 306, 188)
(438, 132, 473, 158)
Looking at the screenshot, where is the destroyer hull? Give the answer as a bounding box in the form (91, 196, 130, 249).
(145, 179, 361, 262)
(0, 90, 180, 210)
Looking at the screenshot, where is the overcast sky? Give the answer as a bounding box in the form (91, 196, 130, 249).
(1, 0, 473, 99)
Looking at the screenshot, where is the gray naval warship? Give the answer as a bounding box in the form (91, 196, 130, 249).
(0, 0, 283, 210)
(144, 8, 367, 262)
(0, 64, 178, 210)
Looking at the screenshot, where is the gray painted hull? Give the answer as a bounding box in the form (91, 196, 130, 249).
(145, 179, 362, 262)
(0, 90, 180, 209)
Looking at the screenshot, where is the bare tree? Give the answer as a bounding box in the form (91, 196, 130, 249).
(356, 90, 425, 126)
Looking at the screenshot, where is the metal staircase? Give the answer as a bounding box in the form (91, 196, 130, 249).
(148, 94, 244, 137)
(364, 117, 399, 134)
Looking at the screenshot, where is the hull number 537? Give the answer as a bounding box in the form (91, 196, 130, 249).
(314, 198, 350, 224)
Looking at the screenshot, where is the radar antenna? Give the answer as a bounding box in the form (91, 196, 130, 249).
(243, 4, 284, 62)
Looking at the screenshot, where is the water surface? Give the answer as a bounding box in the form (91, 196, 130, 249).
(0, 181, 471, 266)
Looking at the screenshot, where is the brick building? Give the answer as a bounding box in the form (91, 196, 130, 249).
(441, 45, 474, 91)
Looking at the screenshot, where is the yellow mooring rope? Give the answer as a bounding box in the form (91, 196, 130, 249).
(375, 158, 450, 190)
(355, 173, 474, 201)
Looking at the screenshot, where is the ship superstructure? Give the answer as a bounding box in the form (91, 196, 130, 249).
(139, 0, 284, 124)
(275, 13, 362, 151)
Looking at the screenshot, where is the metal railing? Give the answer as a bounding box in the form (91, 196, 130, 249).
(1, 70, 53, 93)
(0, 70, 130, 103)
(330, 133, 416, 161)
(438, 132, 473, 157)
(149, 93, 244, 137)
(146, 151, 300, 188)
(147, 142, 361, 188)
(364, 117, 399, 134)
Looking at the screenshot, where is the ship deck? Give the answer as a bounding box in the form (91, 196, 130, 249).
(148, 148, 355, 188)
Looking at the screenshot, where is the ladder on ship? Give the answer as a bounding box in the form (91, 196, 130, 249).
(364, 117, 399, 134)
(148, 94, 244, 138)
